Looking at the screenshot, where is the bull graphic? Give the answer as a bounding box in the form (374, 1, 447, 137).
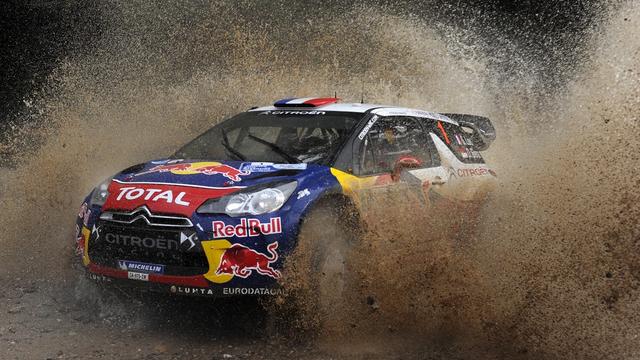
(188, 164, 249, 181)
(216, 242, 281, 279)
(134, 163, 192, 176)
(134, 163, 249, 182)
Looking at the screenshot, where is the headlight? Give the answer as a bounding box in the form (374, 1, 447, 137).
(89, 177, 112, 206)
(198, 181, 297, 216)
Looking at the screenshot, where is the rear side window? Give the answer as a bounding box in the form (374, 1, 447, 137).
(433, 121, 484, 164)
(358, 116, 441, 176)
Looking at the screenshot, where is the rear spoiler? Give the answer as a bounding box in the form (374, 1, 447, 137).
(441, 113, 496, 151)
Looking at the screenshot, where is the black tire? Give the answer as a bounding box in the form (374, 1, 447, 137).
(296, 199, 360, 331)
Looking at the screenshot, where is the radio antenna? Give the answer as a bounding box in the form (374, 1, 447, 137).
(334, 91, 337, 99)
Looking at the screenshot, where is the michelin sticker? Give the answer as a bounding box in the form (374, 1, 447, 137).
(118, 260, 165, 274)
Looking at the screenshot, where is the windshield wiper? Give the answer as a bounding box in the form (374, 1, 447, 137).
(246, 134, 301, 164)
(221, 128, 246, 161)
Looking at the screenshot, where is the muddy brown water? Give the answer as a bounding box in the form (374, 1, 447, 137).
(1, 1, 639, 359)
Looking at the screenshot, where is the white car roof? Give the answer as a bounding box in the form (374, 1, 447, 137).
(249, 102, 458, 125)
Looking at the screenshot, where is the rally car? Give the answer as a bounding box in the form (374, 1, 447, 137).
(75, 97, 496, 303)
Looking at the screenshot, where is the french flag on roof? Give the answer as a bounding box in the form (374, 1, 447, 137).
(273, 97, 340, 107)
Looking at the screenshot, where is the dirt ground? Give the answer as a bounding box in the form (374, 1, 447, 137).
(0, 274, 322, 360)
(1, 273, 495, 360)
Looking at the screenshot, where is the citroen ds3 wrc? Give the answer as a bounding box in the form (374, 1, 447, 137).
(74, 97, 497, 299)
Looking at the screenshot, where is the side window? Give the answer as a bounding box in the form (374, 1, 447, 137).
(432, 121, 485, 164)
(358, 116, 440, 176)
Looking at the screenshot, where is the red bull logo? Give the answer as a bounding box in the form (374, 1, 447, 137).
(216, 242, 281, 279)
(212, 217, 282, 238)
(200, 240, 281, 283)
(135, 162, 250, 182)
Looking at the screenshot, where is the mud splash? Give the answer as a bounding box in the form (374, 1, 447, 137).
(0, 2, 491, 279)
(473, 3, 640, 357)
(1, 1, 639, 359)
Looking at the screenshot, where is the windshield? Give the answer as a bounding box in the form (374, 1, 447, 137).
(173, 110, 362, 165)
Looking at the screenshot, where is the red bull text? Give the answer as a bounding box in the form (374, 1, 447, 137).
(212, 217, 282, 238)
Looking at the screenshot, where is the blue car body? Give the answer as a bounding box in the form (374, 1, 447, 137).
(74, 98, 497, 297)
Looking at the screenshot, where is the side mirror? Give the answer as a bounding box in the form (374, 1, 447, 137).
(442, 113, 496, 151)
(391, 156, 421, 182)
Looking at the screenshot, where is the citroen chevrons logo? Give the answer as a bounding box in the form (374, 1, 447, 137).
(100, 206, 192, 228)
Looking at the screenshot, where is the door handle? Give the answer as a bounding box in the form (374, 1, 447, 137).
(431, 177, 446, 185)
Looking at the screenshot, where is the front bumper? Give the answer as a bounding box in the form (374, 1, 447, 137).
(75, 210, 295, 298)
(82, 263, 286, 298)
